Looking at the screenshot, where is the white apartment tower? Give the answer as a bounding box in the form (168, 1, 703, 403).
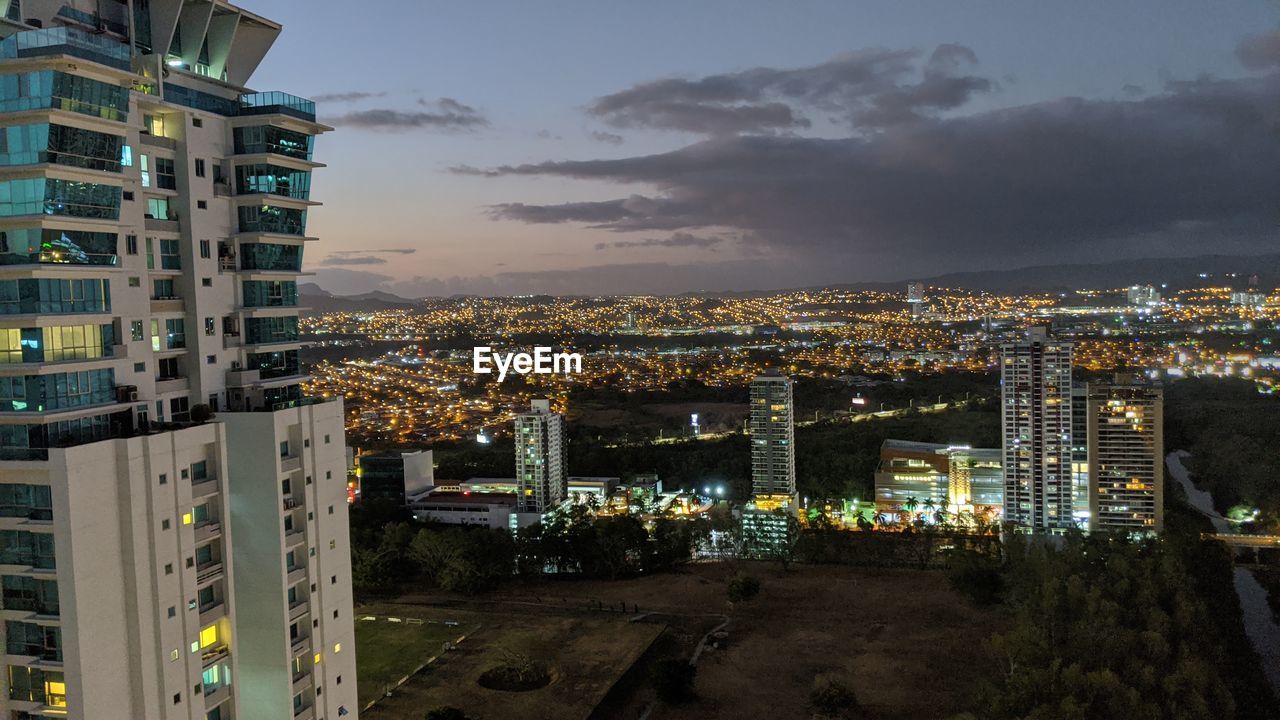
(514, 399, 566, 514)
(1000, 327, 1075, 530)
(749, 371, 795, 501)
(0, 2, 357, 719)
(1087, 374, 1164, 535)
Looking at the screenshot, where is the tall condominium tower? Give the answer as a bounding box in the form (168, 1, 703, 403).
(514, 399, 566, 514)
(1001, 327, 1075, 530)
(0, 3, 356, 719)
(749, 371, 795, 502)
(1087, 374, 1164, 535)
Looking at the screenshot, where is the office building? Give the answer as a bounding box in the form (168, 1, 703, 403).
(874, 440, 1003, 519)
(514, 399, 566, 515)
(1001, 327, 1076, 530)
(1126, 285, 1161, 306)
(1086, 374, 1163, 534)
(356, 449, 433, 505)
(748, 370, 795, 504)
(0, 3, 356, 718)
(906, 281, 925, 319)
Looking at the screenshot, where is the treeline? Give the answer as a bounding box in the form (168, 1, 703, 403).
(953, 491, 1278, 720)
(1164, 377, 1280, 529)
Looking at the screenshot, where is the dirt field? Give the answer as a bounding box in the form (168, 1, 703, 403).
(360, 562, 1006, 719)
(358, 603, 663, 720)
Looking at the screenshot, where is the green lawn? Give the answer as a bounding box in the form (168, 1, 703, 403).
(355, 608, 480, 708)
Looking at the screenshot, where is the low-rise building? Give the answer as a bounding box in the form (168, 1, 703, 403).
(874, 440, 1003, 519)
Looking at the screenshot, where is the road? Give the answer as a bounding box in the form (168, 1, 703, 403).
(1167, 451, 1280, 694)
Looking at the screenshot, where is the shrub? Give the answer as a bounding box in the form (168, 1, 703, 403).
(727, 573, 761, 602)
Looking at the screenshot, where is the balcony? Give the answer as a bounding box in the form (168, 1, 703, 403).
(288, 598, 310, 621)
(196, 561, 224, 585)
(109, 343, 129, 359)
(286, 564, 306, 586)
(139, 133, 177, 150)
(239, 92, 317, 122)
(292, 669, 313, 692)
(222, 333, 242, 349)
(191, 475, 220, 499)
(149, 297, 184, 314)
(213, 181, 232, 198)
(203, 681, 230, 709)
(201, 643, 229, 668)
(199, 600, 225, 628)
(194, 520, 222, 545)
(155, 376, 189, 395)
(0, 27, 132, 71)
(144, 217, 179, 233)
(285, 527, 306, 548)
(280, 454, 302, 473)
(226, 367, 260, 387)
(289, 632, 309, 655)
(218, 255, 237, 272)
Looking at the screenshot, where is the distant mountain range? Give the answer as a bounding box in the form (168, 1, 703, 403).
(301, 253, 1280, 307)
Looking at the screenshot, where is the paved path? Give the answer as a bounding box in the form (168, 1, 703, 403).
(1167, 451, 1280, 694)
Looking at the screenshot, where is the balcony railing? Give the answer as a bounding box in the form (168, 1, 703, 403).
(0, 27, 132, 71)
(239, 92, 317, 122)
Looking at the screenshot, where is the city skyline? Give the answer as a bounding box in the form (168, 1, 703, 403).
(240, 0, 1280, 296)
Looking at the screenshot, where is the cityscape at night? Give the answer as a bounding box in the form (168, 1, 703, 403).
(0, 1, 1277, 719)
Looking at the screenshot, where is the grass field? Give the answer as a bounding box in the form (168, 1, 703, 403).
(354, 608, 481, 708)
(358, 603, 663, 720)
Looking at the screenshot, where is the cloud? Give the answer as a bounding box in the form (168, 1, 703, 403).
(310, 268, 394, 296)
(463, 72, 1280, 270)
(325, 98, 487, 132)
(1237, 32, 1280, 70)
(318, 255, 389, 266)
(1121, 84, 1145, 97)
(329, 248, 418, 255)
(312, 91, 386, 103)
(595, 232, 725, 250)
(590, 130, 625, 145)
(585, 44, 992, 135)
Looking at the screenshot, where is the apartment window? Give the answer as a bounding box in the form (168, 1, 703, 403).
(205, 317, 215, 336)
(146, 197, 170, 220)
(329, 540, 336, 550)
(197, 200, 207, 209)
(125, 234, 138, 254)
(199, 240, 210, 259)
(133, 362, 145, 372)
(173, 692, 180, 705)
(140, 154, 150, 187)
(122, 145, 133, 167)
(328, 505, 334, 515)
(162, 519, 170, 530)
(164, 564, 173, 575)
(130, 320, 144, 341)
(336, 675, 342, 685)
(122, 190, 134, 201)
(168, 606, 176, 618)
(330, 575, 336, 585)
(201, 278, 212, 287)
(324, 434, 331, 444)
(170, 396, 190, 422)
(155, 158, 176, 190)
(206, 355, 215, 365)
(195, 159, 206, 178)
(158, 358, 179, 380)
(325, 471, 331, 480)
(304, 439, 310, 448)
(159, 239, 180, 269)
(181, 468, 189, 480)
(129, 276, 140, 287)
(159, 473, 167, 485)
(193, 118, 203, 128)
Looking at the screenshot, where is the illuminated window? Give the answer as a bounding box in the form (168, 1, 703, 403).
(313, 652, 321, 664)
(182, 513, 193, 525)
(199, 624, 217, 648)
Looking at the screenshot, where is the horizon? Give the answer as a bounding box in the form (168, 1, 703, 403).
(240, 0, 1280, 296)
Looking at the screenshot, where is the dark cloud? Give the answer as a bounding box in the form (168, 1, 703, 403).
(312, 91, 386, 103)
(465, 72, 1280, 269)
(318, 255, 389, 266)
(1121, 84, 1146, 97)
(595, 232, 725, 251)
(590, 130, 625, 145)
(586, 45, 992, 135)
(1237, 32, 1280, 70)
(325, 98, 487, 131)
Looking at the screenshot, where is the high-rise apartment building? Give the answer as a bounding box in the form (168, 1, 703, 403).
(514, 399, 566, 514)
(1086, 374, 1163, 535)
(0, 3, 356, 718)
(1001, 327, 1076, 530)
(748, 371, 795, 502)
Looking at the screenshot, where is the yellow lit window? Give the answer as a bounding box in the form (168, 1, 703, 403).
(45, 678, 66, 707)
(313, 652, 322, 664)
(334, 643, 341, 653)
(199, 625, 218, 648)
(182, 512, 193, 525)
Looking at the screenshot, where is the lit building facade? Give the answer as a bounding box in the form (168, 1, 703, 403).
(514, 399, 566, 514)
(0, 3, 356, 718)
(874, 440, 1003, 519)
(1001, 327, 1076, 530)
(1086, 374, 1163, 535)
(748, 370, 795, 503)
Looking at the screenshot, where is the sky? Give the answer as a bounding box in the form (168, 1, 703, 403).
(243, 0, 1280, 297)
